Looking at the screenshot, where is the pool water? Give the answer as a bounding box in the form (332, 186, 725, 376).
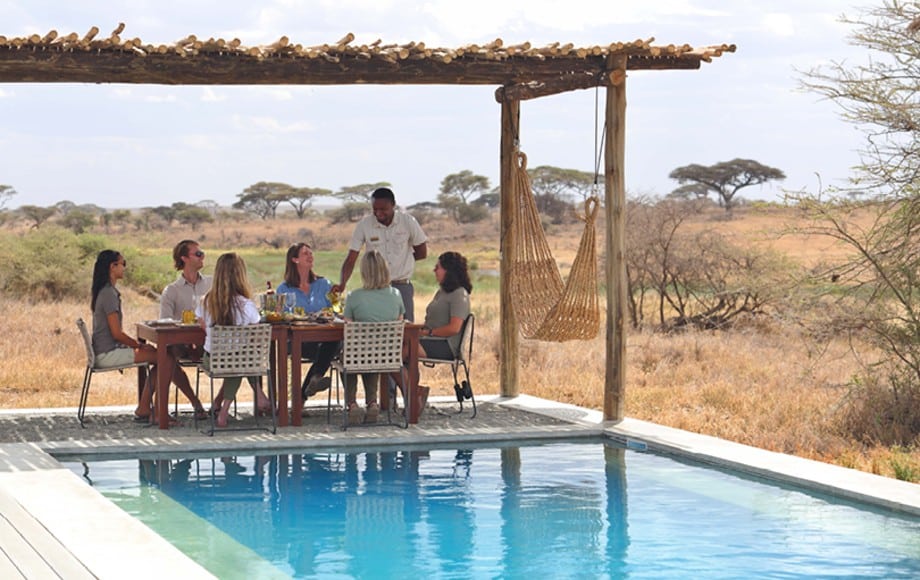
(69, 442, 920, 579)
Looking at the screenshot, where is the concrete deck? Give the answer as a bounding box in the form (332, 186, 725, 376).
(0, 395, 916, 578)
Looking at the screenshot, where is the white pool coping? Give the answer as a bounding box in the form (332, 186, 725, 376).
(0, 394, 916, 578)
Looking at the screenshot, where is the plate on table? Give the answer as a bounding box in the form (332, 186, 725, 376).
(146, 318, 178, 327)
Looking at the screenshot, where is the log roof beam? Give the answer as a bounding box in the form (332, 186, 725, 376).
(0, 28, 734, 87)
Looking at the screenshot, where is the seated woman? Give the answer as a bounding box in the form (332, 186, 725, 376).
(91, 249, 162, 422)
(419, 251, 472, 360)
(196, 252, 266, 428)
(342, 250, 405, 424)
(276, 242, 341, 400)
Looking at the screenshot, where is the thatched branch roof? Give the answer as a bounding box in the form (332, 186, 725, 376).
(0, 24, 735, 89)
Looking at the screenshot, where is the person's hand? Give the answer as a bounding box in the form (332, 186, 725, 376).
(331, 282, 346, 294)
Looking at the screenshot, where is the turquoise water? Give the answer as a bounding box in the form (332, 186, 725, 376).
(68, 442, 920, 579)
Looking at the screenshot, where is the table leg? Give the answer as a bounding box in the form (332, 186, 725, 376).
(406, 327, 420, 424)
(137, 338, 148, 404)
(291, 337, 303, 427)
(156, 342, 170, 430)
(276, 335, 289, 427)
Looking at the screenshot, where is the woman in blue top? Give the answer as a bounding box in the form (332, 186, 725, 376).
(276, 242, 340, 400)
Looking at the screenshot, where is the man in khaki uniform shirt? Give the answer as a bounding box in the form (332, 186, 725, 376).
(333, 187, 428, 321)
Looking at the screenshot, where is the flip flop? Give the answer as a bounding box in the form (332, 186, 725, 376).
(133, 413, 150, 423)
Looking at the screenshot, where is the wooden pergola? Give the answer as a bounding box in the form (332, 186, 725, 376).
(0, 26, 735, 421)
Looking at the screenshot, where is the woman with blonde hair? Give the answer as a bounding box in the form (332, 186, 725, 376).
(196, 252, 271, 427)
(341, 250, 405, 424)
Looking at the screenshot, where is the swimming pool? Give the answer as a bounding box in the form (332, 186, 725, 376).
(69, 441, 920, 579)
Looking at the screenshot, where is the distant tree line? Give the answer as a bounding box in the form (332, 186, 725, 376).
(0, 155, 788, 233)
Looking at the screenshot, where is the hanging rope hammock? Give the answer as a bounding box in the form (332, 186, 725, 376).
(506, 150, 600, 341)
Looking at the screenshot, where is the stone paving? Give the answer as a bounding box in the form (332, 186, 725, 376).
(0, 397, 574, 447)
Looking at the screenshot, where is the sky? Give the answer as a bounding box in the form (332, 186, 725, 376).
(0, 0, 869, 210)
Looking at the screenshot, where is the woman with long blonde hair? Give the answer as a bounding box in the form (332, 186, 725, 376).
(196, 252, 270, 427)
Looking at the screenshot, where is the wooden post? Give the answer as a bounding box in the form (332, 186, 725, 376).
(500, 96, 520, 397)
(604, 55, 627, 421)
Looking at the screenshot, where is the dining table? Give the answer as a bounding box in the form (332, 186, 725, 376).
(137, 320, 422, 429)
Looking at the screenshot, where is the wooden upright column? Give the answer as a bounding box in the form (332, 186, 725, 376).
(605, 56, 627, 421)
(499, 97, 520, 397)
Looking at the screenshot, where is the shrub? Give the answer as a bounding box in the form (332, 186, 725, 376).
(0, 227, 89, 301)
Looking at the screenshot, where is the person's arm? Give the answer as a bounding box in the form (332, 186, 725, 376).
(333, 250, 360, 293)
(427, 316, 462, 337)
(106, 311, 141, 349)
(159, 285, 175, 319)
(412, 242, 427, 261)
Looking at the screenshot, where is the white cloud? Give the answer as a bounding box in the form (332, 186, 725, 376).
(233, 114, 314, 133)
(0, 88, 13, 98)
(200, 88, 227, 102)
(762, 13, 797, 37)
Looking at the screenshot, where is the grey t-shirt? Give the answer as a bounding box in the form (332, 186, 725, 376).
(423, 287, 470, 352)
(92, 283, 123, 354)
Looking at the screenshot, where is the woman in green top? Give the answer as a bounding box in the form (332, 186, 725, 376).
(342, 250, 405, 424)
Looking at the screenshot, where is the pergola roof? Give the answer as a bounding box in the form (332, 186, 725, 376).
(0, 24, 735, 99)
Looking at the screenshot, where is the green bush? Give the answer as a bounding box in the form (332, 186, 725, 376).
(0, 227, 90, 301)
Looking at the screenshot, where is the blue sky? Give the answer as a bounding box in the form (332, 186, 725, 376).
(0, 0, 866, 209)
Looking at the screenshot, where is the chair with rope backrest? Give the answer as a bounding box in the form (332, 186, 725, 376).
(329, 321, 408, 430)
(76, 317, 150, 427)
(507, 150, 601, 341)
(420, 313, 477, 418)
(196, 323, 275, 435)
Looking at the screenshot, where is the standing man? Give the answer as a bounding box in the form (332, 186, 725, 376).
(159, 239, 211, 419)
(333, 187, 428, 320)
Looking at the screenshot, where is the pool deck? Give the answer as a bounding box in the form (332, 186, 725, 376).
(0, 394, 917, 579)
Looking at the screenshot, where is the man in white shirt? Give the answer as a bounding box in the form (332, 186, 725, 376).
(159, 239, 212, 418)
(333, 187, 428, 321)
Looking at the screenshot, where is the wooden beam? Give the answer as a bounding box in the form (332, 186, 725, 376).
(499, 97, 520, 397)
(495, 74, 602, 102)
(0, 46, 707, 85)
(604, 54, 627, 422)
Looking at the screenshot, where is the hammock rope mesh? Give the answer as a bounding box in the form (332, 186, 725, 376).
(507, 150, 600, 341)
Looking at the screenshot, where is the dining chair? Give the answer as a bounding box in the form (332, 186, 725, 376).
(329, 320, 408, 430)
(76, 317, 150, 428)
(420, 313, 476, 418)
(196, 323, 275, 435)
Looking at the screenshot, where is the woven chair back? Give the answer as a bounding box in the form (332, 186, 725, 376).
(208, 324, 272, 377)
(340, 321, 405, 373)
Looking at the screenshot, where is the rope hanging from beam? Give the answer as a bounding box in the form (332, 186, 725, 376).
(507, 150, 600, 341)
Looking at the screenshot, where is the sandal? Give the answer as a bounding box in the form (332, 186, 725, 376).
(193, 408, 210, 421)
(133, 413, 151, 423)
(364, 402, 379, 424)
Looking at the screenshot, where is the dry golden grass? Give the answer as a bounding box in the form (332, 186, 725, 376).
(1, 205, 917, 481)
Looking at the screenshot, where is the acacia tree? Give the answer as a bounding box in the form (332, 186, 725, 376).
(668, 159, 785, 214)
(0, 185, 16, 210)
(329, 182, 391, 223)
(233, 181, 292, 220)
(287, 186, 332, 218)
(18, 205, 56, 229)
(794, 0, 920, 444)
(528, 165, 597, 224)
(437, 170, 490, 223)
